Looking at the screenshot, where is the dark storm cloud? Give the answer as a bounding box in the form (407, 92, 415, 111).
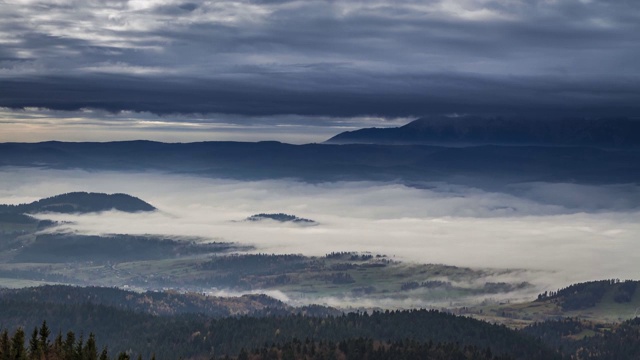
(2, 72, 638, 118)
(0, 0, 639, 119)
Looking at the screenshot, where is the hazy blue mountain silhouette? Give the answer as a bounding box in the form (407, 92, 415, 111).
(1, 140, 639, 186)
(327, 117, 640, 147)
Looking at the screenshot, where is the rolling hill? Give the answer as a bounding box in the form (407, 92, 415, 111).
(0, 192, 156, 214)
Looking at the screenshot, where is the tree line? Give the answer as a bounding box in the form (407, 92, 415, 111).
(0, 321, 145, 360)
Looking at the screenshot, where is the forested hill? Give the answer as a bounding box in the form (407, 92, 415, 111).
(0, 300, 559, 360)
(0, 192, 155, 214)
(245, 213, 316, 224)
(536, 279, 639, 311)
(326, 117, 640, 147)
(5, 285, 640, 359)
(0, 285, 340, 318)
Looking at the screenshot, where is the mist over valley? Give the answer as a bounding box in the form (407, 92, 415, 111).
(1, 164, 638, 309)
(3, 0, 640, 356)
(1, 118, 640, 359)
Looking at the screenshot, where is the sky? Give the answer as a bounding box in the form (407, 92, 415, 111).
(1, 0, 639, 142)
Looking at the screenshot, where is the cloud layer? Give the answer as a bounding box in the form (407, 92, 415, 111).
(1, 0, 639, 122)
(2, 168, 639, 294)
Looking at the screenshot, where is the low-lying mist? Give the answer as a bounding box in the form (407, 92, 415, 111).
(1, 168, 639, 296)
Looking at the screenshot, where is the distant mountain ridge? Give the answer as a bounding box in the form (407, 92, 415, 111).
(326, 117, 640, 147)
(0, 191, 156, 214)
(1, 140, 640, 186)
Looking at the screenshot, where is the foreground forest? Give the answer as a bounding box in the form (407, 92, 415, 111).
(0, 324, 512, 360)
(1, 285, 640, 359)
(0, 296, 552, 359)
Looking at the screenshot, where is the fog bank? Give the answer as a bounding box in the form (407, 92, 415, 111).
(1, 168, 639, 292)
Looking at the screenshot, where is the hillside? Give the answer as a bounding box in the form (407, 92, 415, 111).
(0, 294, 559, 360)
(326, 117, 640, 147)
(469, 279, 640, 325)
(9, 233, 236, 263)
(0, 192, 156, 214)
(4, 283, 640, 359)
(0, 285, 339, 318)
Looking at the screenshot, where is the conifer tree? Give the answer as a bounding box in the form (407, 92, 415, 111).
(1, 330, 10, 360)
(74, 335, 84, 360)
(83, 334, 98, 360)
(28, 328, 39, 360)
(38, 321, 50, 358)
(52, 332, 63, 360)
(99, 347, 109, 360)
(64, 332, 76, 360)
(10, 328, 27, 360)
(237, 349, 249, 360)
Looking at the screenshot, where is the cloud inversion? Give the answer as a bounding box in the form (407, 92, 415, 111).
(2, 168, 639, 294)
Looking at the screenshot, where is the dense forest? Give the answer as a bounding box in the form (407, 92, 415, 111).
(536, 279, 639, 310)
(12, 234, 236, 263)
(0, 297, 559, 359)
(0, 192, 155, 214)
(231, 338, 512, 360)
(0, 285, 340, 318)
(4, 307, 640, 359)
(0, 323, 120, 360)
(1, 284, 640, 359)
(0, 324, 514, 360)
(523, 317, 640, 359)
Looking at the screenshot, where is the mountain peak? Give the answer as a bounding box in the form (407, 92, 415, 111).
(327, 117, 640, 147)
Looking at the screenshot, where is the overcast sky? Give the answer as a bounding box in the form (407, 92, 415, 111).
(1, 0, 639, 142)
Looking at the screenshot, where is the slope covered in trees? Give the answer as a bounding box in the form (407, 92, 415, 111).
(235, 338, 511, 360)
(11, 234, 234, 263)
(523, 317, 640, 359)
(4, 284, 640, 359)
(536, 279, 639, 310)
(0, 285, 340, 318)
(0, 298, 560, 360)
(0, 192, 155, 214)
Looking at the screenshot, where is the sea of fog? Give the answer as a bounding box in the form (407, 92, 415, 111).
(1, 168, 639, 293)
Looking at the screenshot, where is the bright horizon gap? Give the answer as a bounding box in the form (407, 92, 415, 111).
(0, 108, 412, 144)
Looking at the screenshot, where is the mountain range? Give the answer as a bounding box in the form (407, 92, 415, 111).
(1, 140, 638, 187)
(327, 117, 640, 147)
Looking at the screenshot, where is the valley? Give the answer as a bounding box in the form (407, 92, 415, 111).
(0, 137, 639, 359)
